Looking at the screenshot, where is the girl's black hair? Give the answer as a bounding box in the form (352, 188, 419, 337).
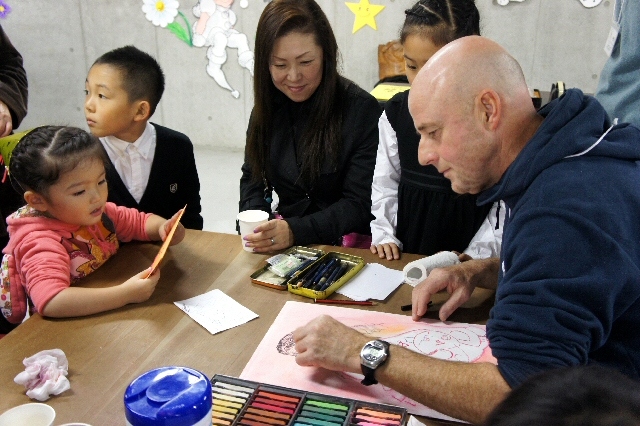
(9, 126, 107, 196)
(400, 0, 481, 46)
(246, 0, 344, 186)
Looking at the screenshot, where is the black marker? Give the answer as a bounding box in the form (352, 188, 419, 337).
(400, 301, 432, 311)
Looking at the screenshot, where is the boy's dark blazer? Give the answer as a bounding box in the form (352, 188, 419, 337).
(103, 123, 204, 230)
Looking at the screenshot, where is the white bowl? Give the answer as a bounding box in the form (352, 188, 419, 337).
(0, 403, 56, 426)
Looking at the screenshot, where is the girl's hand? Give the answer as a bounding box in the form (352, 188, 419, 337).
(371, 242, 401, 260)
(123, 268, 161, 304)
(243, 219, 294, 252)
(159, 210, 186, 246)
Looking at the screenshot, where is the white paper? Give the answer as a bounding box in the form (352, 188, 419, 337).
(336, 263, 404, 301)
(174, 289, 258, 334)
(407, 415, 427, 426)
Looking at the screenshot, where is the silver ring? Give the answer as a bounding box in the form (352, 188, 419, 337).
(270, 238, 275, 245)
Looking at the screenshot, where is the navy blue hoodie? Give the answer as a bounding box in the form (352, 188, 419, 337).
(478, 89, 640, 387)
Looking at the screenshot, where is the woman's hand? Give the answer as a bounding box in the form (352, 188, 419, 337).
(371, 242, 401, 260)
(243, 219, 294, 252)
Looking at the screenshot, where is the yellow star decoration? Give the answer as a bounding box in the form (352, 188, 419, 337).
(345, 0, 385, 33)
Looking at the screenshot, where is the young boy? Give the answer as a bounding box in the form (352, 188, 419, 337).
(84, 45, 203, 230)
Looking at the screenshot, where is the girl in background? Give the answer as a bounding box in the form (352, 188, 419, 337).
(370, 0, 498, 260)
(1, 126, 184, 334)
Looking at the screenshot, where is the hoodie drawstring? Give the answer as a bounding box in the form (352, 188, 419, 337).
(565, 119, 617, 159)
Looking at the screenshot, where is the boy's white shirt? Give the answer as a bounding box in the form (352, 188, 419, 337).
(100, 122, 156, 203)
(370, 111, 504, 259)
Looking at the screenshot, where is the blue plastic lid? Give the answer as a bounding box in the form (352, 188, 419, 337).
(124, 366, 212, 426)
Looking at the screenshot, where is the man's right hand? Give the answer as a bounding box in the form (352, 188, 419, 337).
(412, 256, 500, 321)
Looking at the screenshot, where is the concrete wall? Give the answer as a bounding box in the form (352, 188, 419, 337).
(2, 0, 612, 150)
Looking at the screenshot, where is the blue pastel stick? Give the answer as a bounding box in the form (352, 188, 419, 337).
(313, 261, 341, 290)
(322, 263, 349, 290)
(305, 258, 337, 289)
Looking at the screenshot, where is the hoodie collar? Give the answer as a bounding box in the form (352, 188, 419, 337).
(477, 89, 619, 206)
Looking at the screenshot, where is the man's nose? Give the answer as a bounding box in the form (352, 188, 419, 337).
(418, 138, 438, 166)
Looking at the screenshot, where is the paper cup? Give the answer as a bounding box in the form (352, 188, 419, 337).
(237, 210, 269, 252)
(0, 403, 55, 426)
(58, 424, 93, 426)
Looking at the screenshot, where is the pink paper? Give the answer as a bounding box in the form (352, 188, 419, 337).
(240, 301, 495, 423)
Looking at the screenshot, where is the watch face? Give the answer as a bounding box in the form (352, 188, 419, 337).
(362, 345, 384, 362)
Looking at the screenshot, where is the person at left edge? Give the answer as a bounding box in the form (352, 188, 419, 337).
(0, 24, 29, 253)
(239, 0, 381, 252)
(85, 45, 203, 230)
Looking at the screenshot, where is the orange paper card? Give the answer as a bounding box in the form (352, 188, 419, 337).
(145, 205, 186, 278)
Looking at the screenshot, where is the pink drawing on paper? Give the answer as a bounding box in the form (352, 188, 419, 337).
(240, 301, 495, 423)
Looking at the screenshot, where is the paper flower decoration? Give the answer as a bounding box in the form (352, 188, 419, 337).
(142, 0, 193, 46)
(0, 1, 11, 19)
(345, 0, 385, 33)
(142, 0, 179, 27)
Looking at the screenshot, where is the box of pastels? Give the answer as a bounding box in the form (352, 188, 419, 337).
(210, 374, 408, 426)
(286, 251, 364, 300)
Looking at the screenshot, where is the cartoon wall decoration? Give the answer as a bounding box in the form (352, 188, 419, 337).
(191, 0, 254, 98)
(345, 0, 385, 33)
(578, 0, 603, 7)
(142, 0, 193, 45)
(142, 0, 254, 99)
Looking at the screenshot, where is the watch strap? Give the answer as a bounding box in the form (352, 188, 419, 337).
(361, 364, 379, 386)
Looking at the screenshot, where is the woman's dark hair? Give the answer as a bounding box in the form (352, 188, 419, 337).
(484, 365, 640, 426)
(401, 0, 480, 46)
(247, 0, 344, 186)
(9, 126, 107, 196)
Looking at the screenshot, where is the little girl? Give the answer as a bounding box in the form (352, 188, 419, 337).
(370, 0, 498, 260)
(0, 126, 185, 333)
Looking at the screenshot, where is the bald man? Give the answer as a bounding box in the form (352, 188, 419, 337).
(292, 36, 640, 424)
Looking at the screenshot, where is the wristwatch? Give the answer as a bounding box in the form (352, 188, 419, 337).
(360, 340, 390, 386)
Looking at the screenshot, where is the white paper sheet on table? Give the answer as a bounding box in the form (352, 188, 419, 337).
(336, 263, 404, 301)
(174, 289, 258, 334)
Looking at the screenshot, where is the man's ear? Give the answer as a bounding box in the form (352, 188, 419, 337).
(24, 190, 49, 212)
(478, 90, 501, 131)
(133, 100, 151, 122)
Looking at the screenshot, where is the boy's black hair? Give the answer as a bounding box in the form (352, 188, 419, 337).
(93, 45, 165, 115)
(9, 126, 108, 196)
(484, 365, 640, 426)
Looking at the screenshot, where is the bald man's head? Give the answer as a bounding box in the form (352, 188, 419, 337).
(413, 36, 529, 110)
(408, 36, 542, 195)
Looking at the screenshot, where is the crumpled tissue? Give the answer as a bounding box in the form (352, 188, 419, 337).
(14, 348, 70, 401)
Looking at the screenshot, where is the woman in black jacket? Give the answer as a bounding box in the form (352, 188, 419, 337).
(240, 0, 381, 252)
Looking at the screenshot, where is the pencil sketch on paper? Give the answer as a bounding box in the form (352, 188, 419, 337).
(242, 301, 494, 423)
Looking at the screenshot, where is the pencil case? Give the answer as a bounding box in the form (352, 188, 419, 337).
(287, 251, 365, 300)
(250, 246, 325, 290)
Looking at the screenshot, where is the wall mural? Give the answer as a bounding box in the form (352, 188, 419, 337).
(345, 0, 385, 33)
(142, 0, 254, 99)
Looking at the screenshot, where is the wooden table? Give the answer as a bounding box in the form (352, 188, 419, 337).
(0, 230, 494, 425)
